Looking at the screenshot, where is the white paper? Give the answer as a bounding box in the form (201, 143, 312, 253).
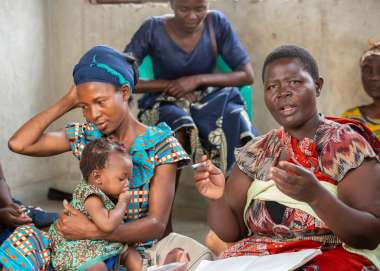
(195, 249, 322, 271)
(147, 262, 186, 271)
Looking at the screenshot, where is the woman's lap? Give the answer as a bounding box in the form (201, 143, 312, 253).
(139, 87, 256, 172)
(0, 225, 51, 271)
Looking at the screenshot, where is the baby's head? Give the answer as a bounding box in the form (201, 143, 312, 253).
(80, 138, 133, 199)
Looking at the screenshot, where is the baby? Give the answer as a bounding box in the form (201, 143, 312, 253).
(49, 138, 141, 271)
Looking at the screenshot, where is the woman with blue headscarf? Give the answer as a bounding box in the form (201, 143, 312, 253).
(0, 46, 211, 271)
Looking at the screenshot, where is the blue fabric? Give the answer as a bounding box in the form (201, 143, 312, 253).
(0, 228, 12, 245)
(73, 45, 135, 89)
(104, 255, 118, 269)
(125, 10, 251, 110)
(125, 10, 249, 80)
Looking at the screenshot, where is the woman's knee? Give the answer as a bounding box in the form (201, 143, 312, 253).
(85, 262, 108, 271)
(204, 230, 231, 256)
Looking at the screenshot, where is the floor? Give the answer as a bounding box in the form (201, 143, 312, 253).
(33, 166, 210, 243)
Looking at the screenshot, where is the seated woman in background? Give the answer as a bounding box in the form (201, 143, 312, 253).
(342, 39, 380, 139)
(193, 45, 380, 270)
(125, 0, 257, 175)
(0, 45, 207, 271)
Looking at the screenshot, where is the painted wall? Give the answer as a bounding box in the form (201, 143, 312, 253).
(0, 0, 74, 202)
(1, 0, 379, 200)
(47, 0, 380, 133)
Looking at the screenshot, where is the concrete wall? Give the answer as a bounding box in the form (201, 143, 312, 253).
(1, 0, 379, 200)
(47, 0, 380, 131)
(0, 0, 73, 202)
(224, 0, 380, 132)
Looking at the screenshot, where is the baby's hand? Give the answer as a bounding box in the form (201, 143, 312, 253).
(118, 185, 131, 204)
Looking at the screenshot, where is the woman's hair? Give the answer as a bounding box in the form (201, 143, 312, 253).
(262, 45, 319, 82)
(80, 138, 130, 181)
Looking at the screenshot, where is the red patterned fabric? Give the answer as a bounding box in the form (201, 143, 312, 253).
(326, 115, 380, 157)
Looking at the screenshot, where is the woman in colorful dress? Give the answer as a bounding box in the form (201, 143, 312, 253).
(124, 0, 257, 175)
(0, 45, 208, 271)
(342, 39, 380, 139)
(193, 45, 380, 270)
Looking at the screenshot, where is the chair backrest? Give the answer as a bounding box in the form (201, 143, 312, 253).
(138, 55, 254, 121)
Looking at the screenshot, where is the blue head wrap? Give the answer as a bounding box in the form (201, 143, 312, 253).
(73, 45, 135, 90)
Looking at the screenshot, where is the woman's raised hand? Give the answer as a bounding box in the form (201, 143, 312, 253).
(193, 155, 225, 200)
(268, 161, 324, 204)
(63, 85, 80, 109)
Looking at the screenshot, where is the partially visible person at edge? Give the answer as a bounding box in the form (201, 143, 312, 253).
(0, 161, 32, 246)
(0, 46, 212, 271)
(342, 38, 380, 139)
(0, 160, 58, 246)
(193, 45, 380, 270)
(124, 0, 257, 176)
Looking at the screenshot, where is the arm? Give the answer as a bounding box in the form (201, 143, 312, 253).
(0, 162, 32, 226)
(84, 195, 128, 233)
(195, 62, 254, 87)
(207, 165, 251, 242)
(311, 159, 380, 249)
(102, 163, 176, 242)
(134, 80, 170, 94)
(193, 156, 250, 242)
(0, 162, 12, 207)
(8, 86, 78, 156)
(135, 63, 254, 95)
(154, 63, 253, 98)
(270, 160, 380, 250)
(57, 163, 176, 243)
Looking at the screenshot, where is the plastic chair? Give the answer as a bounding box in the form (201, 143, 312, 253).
(138, 55, 254, 121)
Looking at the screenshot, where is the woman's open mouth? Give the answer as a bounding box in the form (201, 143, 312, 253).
(279, 105, 297, 116)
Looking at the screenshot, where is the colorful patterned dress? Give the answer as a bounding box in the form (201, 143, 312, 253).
(0, 122, 190, 271)
(222, 116, 379, 271)
(342, 106, 380, 139)
(49, 181, 123, 271)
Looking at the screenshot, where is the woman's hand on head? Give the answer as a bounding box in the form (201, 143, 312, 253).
(268, 161, 325, 204)
(165, 75, 201, 98)
(63, 85, 80, 110)
(56, 199, 103, 240)
(193, 155, 225, 200)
